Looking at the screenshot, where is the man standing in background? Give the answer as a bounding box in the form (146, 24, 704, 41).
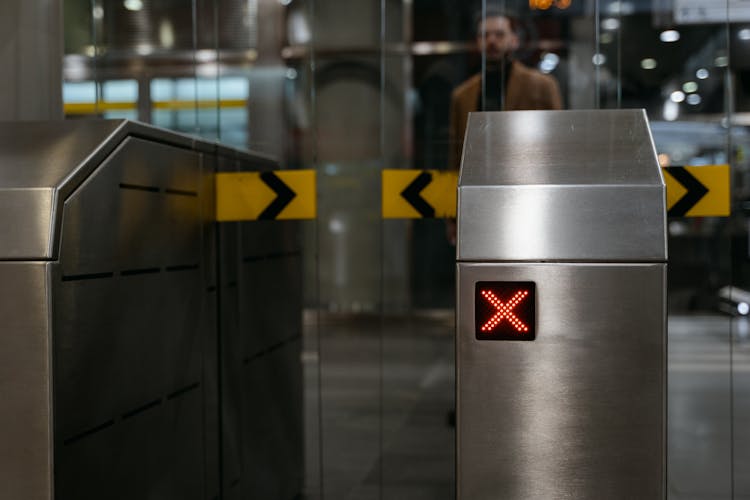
(449, 7, 563, 171)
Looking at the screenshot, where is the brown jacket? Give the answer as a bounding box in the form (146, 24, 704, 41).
(449, 60, 562, 170)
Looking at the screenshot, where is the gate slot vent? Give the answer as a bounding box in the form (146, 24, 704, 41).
(167, 382, 200, 400)
(62, 381, 200, 446)
(121, 267, 161, 276)
(164, 188, 198, 197)
(242, 251, 300, 264)
(61, 272, 114, 282)
(63, 419, 115, 446)
(119, 183, 159, 193)
(165, 264, 199, 272)
(242, 335, 299, 365)
(121, 398, 162, 420)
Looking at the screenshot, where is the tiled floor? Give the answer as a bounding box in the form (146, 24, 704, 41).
(302, 312, 750, 499)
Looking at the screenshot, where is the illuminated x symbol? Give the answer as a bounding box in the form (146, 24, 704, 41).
(480, 290, 529, 332)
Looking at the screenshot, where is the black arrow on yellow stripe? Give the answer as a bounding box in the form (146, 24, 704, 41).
(667, 167, 709, 217)
(258, 171, 297, 220)
(401, 172, 435, 217)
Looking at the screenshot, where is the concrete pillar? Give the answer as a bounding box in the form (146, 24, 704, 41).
(0, 0, 63, 120)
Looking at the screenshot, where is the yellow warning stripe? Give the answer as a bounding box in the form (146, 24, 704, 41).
(64, 99, 248, 115)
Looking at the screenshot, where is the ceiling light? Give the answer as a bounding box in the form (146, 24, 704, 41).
(600, 32, 614, 44)
(670, 90, 686, 103)
(715, 55, 729, 67)
(607, 1, 634, 14)
(123, 0, 143, 11)
(663, 100, 679, 121)
(135, 43, 153, 56)
(739, 28, 750, 41)
(592, 53, 606, 66)
(660, 30, 680, 42)
(601, 18, 620, 31)
(682, 81, 698, 93)
(696, 68, 709, 79)
(539, 53, 559, 73)
(543, 53, 560, 65)
(92, 6, 104, 19)
(687, 94, 702, 105)
(159, 20, 175, 48)
(640, 58, 657, 69)
(195, 49, 216, 63)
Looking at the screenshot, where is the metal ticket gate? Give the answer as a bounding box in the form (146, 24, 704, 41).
(456, 110, 666, 499)
(0, 120, 302, 500)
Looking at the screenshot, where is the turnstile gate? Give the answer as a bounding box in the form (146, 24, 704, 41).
(456, 110, 666, 499)
(0, 120, 303, 500)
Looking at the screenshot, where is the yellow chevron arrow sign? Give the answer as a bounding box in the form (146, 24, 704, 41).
(382, 169, 458, 218)
(663, 164, 730, 217)
(215, 170, 316, 221)
(383, 166, 730, 219)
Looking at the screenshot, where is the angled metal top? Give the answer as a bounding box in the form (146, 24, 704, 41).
(457, 109, 667, 262)
(459, 109, 663, 187)
(0, 119, 274, 260)
(0, 120, 126, 189)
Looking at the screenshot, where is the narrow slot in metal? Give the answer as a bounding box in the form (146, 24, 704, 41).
(61, 271, 114, 282)
(120, 267, 161, 276)
(165, 264, 199, 272)
(63, 419, 115, 446)
(167, 382, 201, 400)
(241, 335, 299, 365)
(121, 398, 162, 420)
(164, 188, 198, 197)
(242, 251, 301, 263)
(119, 183, 159, 193)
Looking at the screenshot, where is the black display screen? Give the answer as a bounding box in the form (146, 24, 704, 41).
(475, 281, 536, 341)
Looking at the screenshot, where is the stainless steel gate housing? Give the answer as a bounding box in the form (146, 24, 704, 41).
(456, 110, 667, 499)
(0, 120, 302, 500)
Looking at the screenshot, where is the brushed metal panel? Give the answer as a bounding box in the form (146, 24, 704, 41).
(457, 184, 666, 262)
(460, 110, 660, 186)
(457, 263, 665, 500)
(0, 119, 214, 259)
(0, 262, 52, 500)
(0, 120, 124, 189)
(242, 339, 304, 500)
(0, 120, 127, 259)
(59, 137, 200, 275)
(241, 220, 301, 260)
(199, 152, 221, 500)
(219, 219, 244, 498)
(457, 110, 666, 262)
(241, 255, 303, 358)
(55, 386, 204, 500)
(0, 188, 54, 259)
(53, 268, 204, 439)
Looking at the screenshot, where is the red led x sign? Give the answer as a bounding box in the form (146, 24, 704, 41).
(475, 282, 535, 340)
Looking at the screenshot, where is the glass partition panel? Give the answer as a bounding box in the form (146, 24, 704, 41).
(59, 0, 746, 498)
(609, 6, 734, 498)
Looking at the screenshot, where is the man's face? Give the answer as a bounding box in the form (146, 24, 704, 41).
(477, 16, 519, 62)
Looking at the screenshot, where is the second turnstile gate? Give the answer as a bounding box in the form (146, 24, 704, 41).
(456, 110, 666, 499)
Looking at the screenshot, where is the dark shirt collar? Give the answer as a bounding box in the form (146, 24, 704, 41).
(478, 59, 514, 111)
